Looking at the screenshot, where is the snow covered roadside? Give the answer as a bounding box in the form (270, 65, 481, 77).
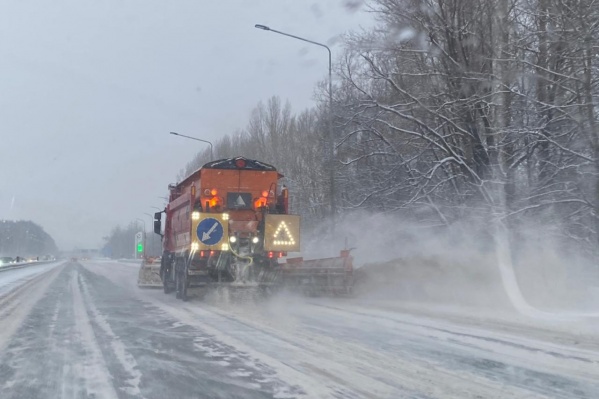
(0, 260, 64, 297)
(354, 252, 599, 338)
(196, 294, 599, 394)
(0, 260, 59, 273)
(342, 298, 599, 348)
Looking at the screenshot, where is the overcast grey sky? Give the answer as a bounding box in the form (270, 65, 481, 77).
(0, 1, 373, 250)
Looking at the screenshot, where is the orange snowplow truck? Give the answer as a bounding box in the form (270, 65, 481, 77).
(154, 157, 301, 300)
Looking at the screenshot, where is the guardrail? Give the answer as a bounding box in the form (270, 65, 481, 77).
(0, 260, 59, 273)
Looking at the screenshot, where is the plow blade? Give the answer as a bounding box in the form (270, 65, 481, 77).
(280, 250, 354, 296)
(137, 257, 162, 288)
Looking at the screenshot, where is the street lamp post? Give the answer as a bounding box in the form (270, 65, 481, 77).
(170, 131, 214, 161)
(254, 24, 336, 227)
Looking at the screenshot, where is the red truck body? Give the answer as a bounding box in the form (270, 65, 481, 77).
(154, 157, 298, 299)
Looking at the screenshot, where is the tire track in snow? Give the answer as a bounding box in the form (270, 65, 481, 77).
(0, 270, 60, 394)
(78, 261, 305, 398)
(70, 264, 120, 398)
(0, 262, 64, 352)
(180, 300, 542, 399)
(77, 270, 144, 397)
(296, 302, 599, 398)
(0, 263, 120, 398)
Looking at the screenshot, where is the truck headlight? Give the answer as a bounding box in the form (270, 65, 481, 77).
(252, 236, 259, 244)
(229, 236, 237, 243)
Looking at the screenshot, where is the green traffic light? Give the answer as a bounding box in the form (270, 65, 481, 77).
(137, 243, 143, 252)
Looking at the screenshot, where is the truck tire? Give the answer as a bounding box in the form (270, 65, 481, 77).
(175, 258, 188, 301)
(175, 276, 181, 299)
(163, 269, 173, 294)
(161, 256, 174, 294)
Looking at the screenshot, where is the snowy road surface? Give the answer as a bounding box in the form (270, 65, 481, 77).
(0, 260, 597, 398)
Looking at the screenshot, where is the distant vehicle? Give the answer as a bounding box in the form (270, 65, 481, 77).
(0, 257, 15, 266)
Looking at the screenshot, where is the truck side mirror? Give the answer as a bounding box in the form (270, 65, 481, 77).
(154, 212, 162, 221)
(154, 220, 161, 235)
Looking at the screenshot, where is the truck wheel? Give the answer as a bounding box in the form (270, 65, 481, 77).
(179, 275, 188, 301)
(162, 267, 174, 294)
(161, 255, 175, 294)
(179, 267, 188, 301)
(175, 275, 181, 299)
(175, 258, 188, 301)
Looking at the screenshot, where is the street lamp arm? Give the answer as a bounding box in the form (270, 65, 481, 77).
(254, 25, 331, 58)
(170, 132, 212, 147)
(268, 28, 330, 56)
(170, 131, 214, 161)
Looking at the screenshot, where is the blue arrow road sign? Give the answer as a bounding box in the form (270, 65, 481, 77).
(196, 218, 224, 246)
